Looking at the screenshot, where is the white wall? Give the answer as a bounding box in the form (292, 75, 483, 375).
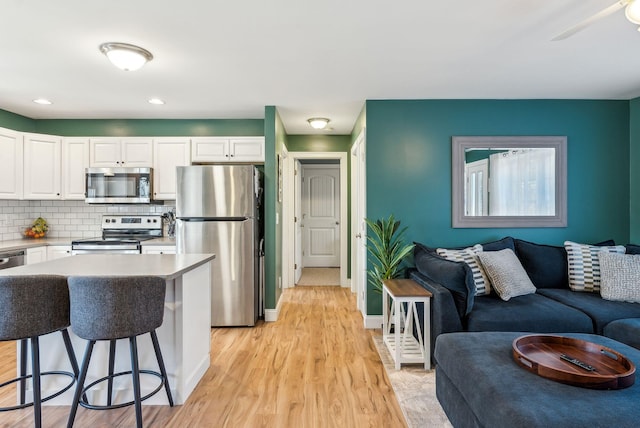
(0, 200, 174, 241)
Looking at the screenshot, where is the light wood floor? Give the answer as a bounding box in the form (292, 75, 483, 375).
(0, 286, 406, 427)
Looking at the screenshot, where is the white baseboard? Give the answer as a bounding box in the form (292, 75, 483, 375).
(342, 278, 351, 289)
(364, 314, 383, 330)
(264, 294, 283, 322)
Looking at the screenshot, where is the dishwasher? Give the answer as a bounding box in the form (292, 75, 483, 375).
(0, 250, 25, 270)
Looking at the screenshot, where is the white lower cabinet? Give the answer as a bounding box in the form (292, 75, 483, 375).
(142, 245, 176, 255)
(47, 245, 73, 260)
(26, 246, 47, 264)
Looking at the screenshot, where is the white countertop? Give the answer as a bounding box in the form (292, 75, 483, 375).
(0, 253, 214, 280)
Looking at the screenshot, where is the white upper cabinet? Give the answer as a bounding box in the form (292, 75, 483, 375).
(23, 133, 62, 199)
(90, 138, 153, 167)
(191, 137, 264, 163)
(229, 137, 265, 162)
(153, 138, 191, 200)
(0, 126, 23, 199)
(62, 138, 90, 199)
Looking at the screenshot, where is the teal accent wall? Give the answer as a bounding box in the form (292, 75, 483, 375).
(0, 109, 36, 132)
(287, 135, 351, 152)
(34, 119, 264, 137)
(263, 106, 287, 310)
(630, 97, 640, 243)
(365, 99, 631, 315)
(264, 107, 277, 309)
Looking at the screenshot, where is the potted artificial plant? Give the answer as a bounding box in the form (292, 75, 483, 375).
(365, 214, 415, 293)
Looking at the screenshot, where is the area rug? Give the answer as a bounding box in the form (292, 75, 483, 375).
(296, 267, 341, 286)
(372, 335, 452, 428)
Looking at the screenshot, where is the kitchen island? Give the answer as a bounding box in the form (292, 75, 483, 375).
(0, 253, 215, 406)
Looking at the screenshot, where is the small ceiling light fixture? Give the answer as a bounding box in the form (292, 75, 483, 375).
(33, 98, 52, 105)
(99, 42, 153, 71)
(148, 98, 165, 105)
(307, 117, 330, 130)
(626, 0, 640, 25)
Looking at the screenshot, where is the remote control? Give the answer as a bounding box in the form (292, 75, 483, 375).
(560, 354, 596, 372)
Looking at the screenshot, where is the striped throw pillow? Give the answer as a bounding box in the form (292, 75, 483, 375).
(436, 244, 491, 296)
(564, 241, 626, 292)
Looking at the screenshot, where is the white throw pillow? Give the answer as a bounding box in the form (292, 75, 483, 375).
(477, 248, 536, 301)
(564, 241, 626, 292)
(599, 252, 640, 303)
(436, 244, 490, 296)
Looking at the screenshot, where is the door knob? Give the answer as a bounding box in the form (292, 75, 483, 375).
(356, 233, 362, 238)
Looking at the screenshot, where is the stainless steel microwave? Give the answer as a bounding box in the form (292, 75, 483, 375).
(85, 167, 153, 204)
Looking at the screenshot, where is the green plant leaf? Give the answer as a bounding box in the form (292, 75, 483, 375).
(365, 215, 414, 294)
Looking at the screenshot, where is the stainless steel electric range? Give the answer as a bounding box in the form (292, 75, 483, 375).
(71, 215, 163, 254)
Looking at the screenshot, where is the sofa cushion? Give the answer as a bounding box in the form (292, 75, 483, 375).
(537, 288, 640, 334)
(564, 240, 625, 292)
(626, 244, 640, 255)
(599, 252, 640, 303)
(514, 239, 568, 289)
(603, 318, 640, 350)
(481, 236, 516, 252)
(436, 244, 491, 296)
(414, 243, 474, 317)
(466, 293, 594, 333)
(477, 249, 536, 301)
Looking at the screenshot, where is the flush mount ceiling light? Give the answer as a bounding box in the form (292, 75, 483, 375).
(148, 98, 165, 105)
(99, 42, 153, 71)
(33, 98, 52, 105)
(307, 117, 330, 130)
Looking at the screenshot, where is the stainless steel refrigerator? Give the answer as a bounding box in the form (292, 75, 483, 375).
(176, 165, 262, 327)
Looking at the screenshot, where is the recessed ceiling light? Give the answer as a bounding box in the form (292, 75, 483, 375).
(99, 42, 153, 71)
(33, 98, 52, 105)
(148, 98, 165, 105)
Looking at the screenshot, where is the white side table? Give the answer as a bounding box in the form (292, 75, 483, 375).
(382, 279, 432, 370)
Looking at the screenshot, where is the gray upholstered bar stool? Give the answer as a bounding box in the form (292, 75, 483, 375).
(0, 275, 80, 428)
(66, 276, 173, 428)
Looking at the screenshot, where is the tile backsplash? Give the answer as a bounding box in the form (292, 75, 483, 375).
(0, 200, 175, 241)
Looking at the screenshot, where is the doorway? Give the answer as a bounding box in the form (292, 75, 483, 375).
(282, 152, 348, 289)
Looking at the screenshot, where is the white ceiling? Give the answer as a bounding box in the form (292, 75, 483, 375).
(2, 0, 640, 135)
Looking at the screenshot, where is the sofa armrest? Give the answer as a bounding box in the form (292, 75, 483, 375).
(408, 269, 464, 361)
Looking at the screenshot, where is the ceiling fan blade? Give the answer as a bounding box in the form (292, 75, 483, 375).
(552, 0, 629, 41)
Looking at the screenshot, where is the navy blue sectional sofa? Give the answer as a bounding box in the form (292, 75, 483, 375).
(408, 236, 640, 359)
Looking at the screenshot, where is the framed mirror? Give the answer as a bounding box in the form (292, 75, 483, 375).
(452, 136, 567, 228)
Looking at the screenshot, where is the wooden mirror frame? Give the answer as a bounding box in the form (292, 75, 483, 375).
(451, 136, 567, 228)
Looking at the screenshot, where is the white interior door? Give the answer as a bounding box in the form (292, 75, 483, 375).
(294, 160, 303, 283)
(301, 164, 340, 267)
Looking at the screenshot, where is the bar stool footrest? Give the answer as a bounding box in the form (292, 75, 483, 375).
(0, 370, 76, 411)
(78, 369, 167, 410)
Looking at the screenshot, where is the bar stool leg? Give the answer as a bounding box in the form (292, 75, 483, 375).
(129, 336, 143, 428)
(107, 340, 116, 406)
(61, 329, 80, 378)
(30, 337, 42, 428)
(150, 330, 173, 406)
(67, 341, 95, 428)
(19, 339, 27, 405)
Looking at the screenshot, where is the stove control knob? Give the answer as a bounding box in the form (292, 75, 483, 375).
(105, 219, 111, 223)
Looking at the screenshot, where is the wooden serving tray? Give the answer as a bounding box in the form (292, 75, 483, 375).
(512, 335, 636, 389)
